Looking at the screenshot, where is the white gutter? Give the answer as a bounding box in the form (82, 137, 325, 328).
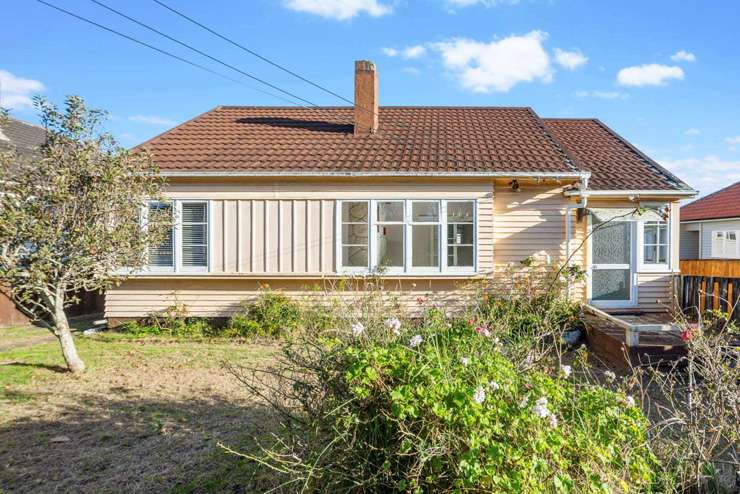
(160, 170, 591, 179)
(564, 189, 697, 197)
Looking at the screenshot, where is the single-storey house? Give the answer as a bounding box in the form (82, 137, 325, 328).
(680, 181, 740, 260)
(105, 61, 696, 322)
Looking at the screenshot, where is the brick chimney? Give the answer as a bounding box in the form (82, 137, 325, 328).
(354, 60, 378, 135)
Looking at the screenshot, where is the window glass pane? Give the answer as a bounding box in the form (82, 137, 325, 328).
(181, 202, 208, 268)
(644, 245, 657, 263)
(342, 202, 368, 223)
(377, 224, 404, 267)
(148, 202, 173, 268)
(412, 202, 439, 222)
(341, 202, 368, 268)
(448, 224, 474, 245)
(412, 225, 439, 267)
(342, 224, 368, 245)
(377, 201, 403, 222)
(658, 245, 668, 263)
(342, 246, 368, 267)
(593, 221, 631, 264)
(644, 224, 658, 245)
(448, 246, 474, 267)
(447, 202, 474, 222)
(592, 269, 630, 301)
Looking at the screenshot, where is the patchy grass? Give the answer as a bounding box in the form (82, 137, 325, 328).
(0, 330, 278, 493)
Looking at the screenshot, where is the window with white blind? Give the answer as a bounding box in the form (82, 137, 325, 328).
(337, 199, 476, 274)
(179, 201, 209, 271)
(711, 230, 740, 258)
(145, 200, 209, 273)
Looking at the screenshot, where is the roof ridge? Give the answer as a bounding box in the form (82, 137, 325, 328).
(591, 119, 693, 191)
(216, 105, 535, 110)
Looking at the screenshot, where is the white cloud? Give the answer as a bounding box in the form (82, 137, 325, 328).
(0, 70, 45, 110)
(129, 115, 177, 126)
(659, 155, 740, 197)
(683, 127, 701, 136)
(554, 48, 588, 70)
(726, 136, 740, 150)
(403, 67, 421, 76)
(382, 45, 426, 59)
(283, 0, 392, 20)
(431, 31, 552, 93)
(575, 90, 628, 100)
(617, 64, 684, 87)
(670, 50, 696, 63)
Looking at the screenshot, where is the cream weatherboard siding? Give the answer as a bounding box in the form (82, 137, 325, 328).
(106, 178, 496, 320)
(105, 178, 681, 320)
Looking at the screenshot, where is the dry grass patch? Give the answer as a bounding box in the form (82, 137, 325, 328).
(0, 333, 278, 493)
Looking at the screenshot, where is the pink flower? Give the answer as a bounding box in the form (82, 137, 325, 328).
(416, 296, 426, 305)
(475, 325, 491, 337)
(680, 329, 693, 342)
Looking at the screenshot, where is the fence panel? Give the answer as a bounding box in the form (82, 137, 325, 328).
(679, 275, 740, 323)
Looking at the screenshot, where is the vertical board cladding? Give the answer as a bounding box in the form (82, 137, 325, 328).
(209, 198, 336, 274)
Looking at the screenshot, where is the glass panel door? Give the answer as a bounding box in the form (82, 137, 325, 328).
(591, 221, 633, 305)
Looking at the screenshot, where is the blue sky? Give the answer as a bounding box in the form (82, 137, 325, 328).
(2, 0, 739, 197)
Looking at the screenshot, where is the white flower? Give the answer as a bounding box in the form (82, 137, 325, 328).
(409, 334, 423, 348)
(384, 317, 401, 335)
(560, 365, 572, 378)
(524, 354, 534, 366)
(533, 396, 550, 418)
(488, 381, 500, 391)
(473, 386, 486, 404)
(625, 395, 636, 407)
(492, 336, 500, 345)
(519, 396, 529, 408)
(351, 322, 364, 337)
(604, 370, 616, 382)
(460, 357, 469, 366)
(549, 414, 558, 428)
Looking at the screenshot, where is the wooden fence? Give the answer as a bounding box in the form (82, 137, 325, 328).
(679, 275, 740, 323)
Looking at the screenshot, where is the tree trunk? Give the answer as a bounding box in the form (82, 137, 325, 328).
(53, 291, 85, 373)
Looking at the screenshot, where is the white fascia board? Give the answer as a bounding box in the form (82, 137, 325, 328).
(159, 170, 591, 179)
(564, 189, 697, 198)
(681, 217, 740, 224)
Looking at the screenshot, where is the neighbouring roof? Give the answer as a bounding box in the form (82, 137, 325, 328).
(0, 117, 46, 157)
(681, 181, 740, 222)
(542, 118, 691, 191)
(136, 106, 690, 192)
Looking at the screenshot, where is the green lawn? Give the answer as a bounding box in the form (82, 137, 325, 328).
(0, 327, 279, 493)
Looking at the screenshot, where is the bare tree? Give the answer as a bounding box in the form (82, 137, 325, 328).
(0, 96, 170, 372)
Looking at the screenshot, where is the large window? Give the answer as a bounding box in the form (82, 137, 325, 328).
(146, 200, 209, 272)
(338, 199, 476, 273)
(643, 221, 668, 264)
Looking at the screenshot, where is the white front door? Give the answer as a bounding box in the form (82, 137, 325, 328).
(589, 220, 635, 308)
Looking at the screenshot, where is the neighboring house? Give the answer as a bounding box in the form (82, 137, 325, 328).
(0, 116, 47, 327)
(680, 181, 740, 260)
(105, 61, 696, 322)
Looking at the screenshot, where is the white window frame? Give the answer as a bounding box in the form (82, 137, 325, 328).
(335, 199, 477, 275)
(143, 199, 211, 274)
(711, 230, 740, 258)
(176, 200, 210, 273)
(637, 218, 671, 272)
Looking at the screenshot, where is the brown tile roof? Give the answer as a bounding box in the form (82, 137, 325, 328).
(136, 106, 690, 194)
(542, 118, 691, 191)
(681, 181, 740, 221)
(137, 106, 580, 174)
(0, 117, 46, 157)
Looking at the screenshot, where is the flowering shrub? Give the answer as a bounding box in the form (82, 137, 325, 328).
(236, 311, 659, 493)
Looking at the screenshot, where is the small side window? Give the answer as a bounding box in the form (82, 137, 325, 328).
(147, 201, 174, 269)
(341, 201, 369, 268)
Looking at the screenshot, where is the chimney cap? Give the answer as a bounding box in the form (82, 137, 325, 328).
(355, 60, 376, 72)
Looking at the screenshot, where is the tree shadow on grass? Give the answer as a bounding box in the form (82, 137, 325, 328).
(0, 362, 68, 373)
(0, 392, 279, 494)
